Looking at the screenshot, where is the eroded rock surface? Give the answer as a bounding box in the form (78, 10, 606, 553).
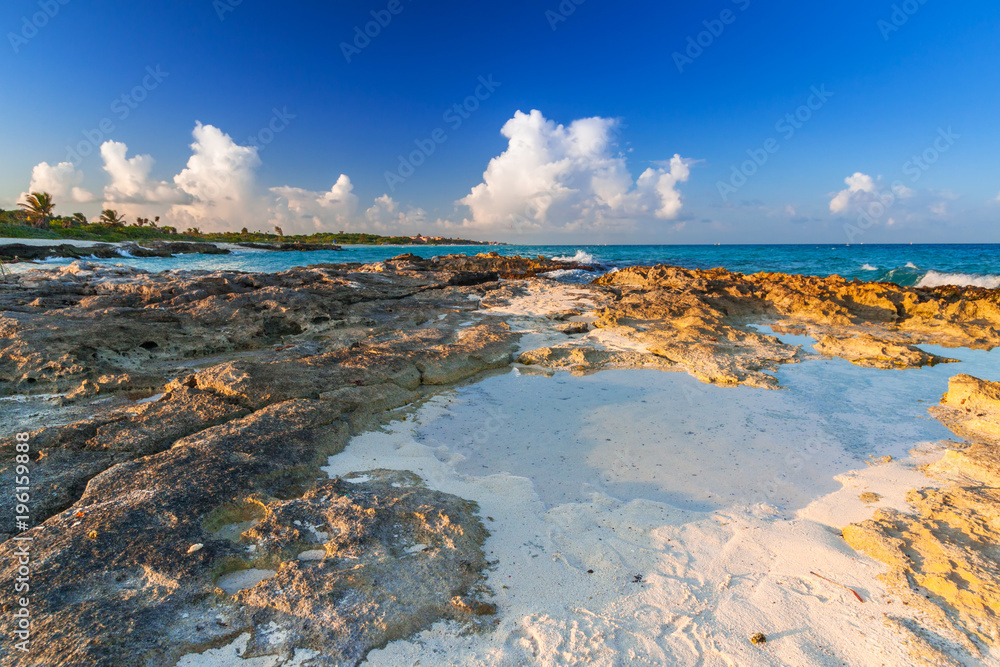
(377, 251, 597, 279)
(0, 241, 229, 263)
(812, 334, 958, 369)
(844, 374, 1000, 664)
(0, 255, 543, 665)
(517, 265, 997, 387)
(2, 256, 999, 665)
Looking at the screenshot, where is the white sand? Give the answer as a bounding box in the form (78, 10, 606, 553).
(176, 631, 319, 667)
(319, 313, 1000, 666)
(0, 237, 109, 247)
(173, 283, 1000, 666)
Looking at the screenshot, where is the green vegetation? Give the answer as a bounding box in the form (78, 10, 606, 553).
(0, 193, 500, 246)
(98, 209, 127, 227)
(17, 192, 54, 228)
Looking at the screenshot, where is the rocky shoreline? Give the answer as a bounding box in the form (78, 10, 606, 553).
(1, 254, 999, 665)
(0, 241, 234, 264)
(0, 240, 352, 264)
(236, 242, 344, 252)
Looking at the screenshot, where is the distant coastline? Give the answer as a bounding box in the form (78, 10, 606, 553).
(0, 209, 505, 248)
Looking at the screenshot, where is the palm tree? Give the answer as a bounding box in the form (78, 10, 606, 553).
(71, 212, 89, 226)
(99, 209, 127, 227)
(18, 192, 55, 229)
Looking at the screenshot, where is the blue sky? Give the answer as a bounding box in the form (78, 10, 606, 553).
(1, 0, 998, 243)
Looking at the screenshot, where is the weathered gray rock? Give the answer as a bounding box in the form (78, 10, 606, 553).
(0, 254, 550, 665)
(0, 398, 491, 666)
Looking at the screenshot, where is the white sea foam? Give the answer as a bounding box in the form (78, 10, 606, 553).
(860, 263, 878, 271)
(552, 250, 595, 264)
(905, 262, 919, 269)
(540, 268, 600, 283)
(916, 270, 1000, 289)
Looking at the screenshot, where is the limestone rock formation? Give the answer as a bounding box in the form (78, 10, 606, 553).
(2, 256, 998, 665)
(812, 334, 958, 369)
(0, 255, 539, 665)
(545, 265, 1000, 386)
(844, 374, 1000, 663)
(0, 241, 229, 263)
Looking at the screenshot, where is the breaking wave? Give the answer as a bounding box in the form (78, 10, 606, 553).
(916, 270, 1000, 289)
(552, 250, 595, 264)
(541, 268, 603, 283)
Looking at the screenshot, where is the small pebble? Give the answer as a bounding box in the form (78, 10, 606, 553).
(187, 543, 204, 554)
(750, 633, 767, 646)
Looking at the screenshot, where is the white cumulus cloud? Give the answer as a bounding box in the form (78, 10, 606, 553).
(22, 161, 94, 207)
(269, 175, 360, 234)
(21, 113, 693, 238)
(101, 141, 191, 216)
(829, 171, 917, 215)
(456, 110, 692, 232)
(364, 194, 426, 232)
(167, 122, 264, 231)
(829, 172, 875, 213)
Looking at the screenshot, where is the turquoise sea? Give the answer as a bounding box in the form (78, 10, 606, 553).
(37, 243, 1000, 289)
